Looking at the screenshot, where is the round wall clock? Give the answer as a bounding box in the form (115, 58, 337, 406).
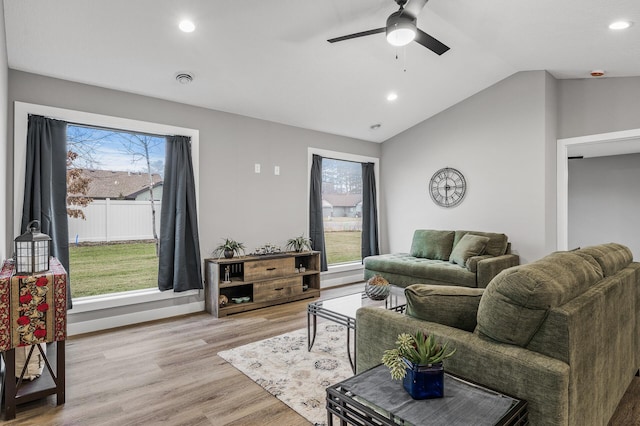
(429, 167, 466, 208)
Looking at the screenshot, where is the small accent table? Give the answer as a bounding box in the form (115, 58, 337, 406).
(0, 258, 67, 420)
(326, 365, 528, 426)
(307, 286, 406, 373)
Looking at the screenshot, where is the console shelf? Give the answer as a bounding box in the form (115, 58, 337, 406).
(204, 251, 321, 317)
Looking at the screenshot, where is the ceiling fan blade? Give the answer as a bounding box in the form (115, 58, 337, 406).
(327, 27, 385, 43)
(403, 0, 429, 18)
(415, 29, 449, 55)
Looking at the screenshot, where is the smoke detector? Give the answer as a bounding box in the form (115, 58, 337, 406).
(590, 70, 605, 77)
(175, 72, 194, 84)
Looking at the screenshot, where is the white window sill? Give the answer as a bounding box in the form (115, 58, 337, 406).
(324, 262, 363, 274)
(70, 288, 201, 313)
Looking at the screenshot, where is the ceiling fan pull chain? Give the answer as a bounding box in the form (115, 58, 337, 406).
(404, 46, 407, 72)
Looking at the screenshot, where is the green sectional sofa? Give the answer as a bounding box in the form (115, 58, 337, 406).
(356, 243, 640, 425)
(364, 229, 520, 288)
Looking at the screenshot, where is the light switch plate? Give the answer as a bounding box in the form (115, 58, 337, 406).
(254, 163, 261, 173)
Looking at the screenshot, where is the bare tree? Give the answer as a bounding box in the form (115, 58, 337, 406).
(117, 132, 165, 255)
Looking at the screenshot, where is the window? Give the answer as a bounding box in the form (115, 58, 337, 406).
(66, 125, 166, 298)
(322, 158, 363, 265)
(14, 102, 199, 307)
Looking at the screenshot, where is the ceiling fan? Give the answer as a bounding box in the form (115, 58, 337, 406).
(327, 0, 449, 56)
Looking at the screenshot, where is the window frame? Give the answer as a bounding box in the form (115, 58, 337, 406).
(307, 148, 380, 271)
(13, 101, 200, 310)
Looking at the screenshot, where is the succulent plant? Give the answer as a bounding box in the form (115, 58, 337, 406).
(382, 331, 456, 380)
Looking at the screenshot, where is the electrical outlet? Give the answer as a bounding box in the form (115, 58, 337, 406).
(254, 163, 261, 173)
(274, 166, 280, 175)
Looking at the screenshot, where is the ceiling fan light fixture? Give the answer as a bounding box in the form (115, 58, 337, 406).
(386, 11, 416, 47)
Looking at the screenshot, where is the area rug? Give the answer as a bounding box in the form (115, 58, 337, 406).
(218, 323, 353, 425)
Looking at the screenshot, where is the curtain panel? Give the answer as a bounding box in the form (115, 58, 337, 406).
(309, 154, 328, 271)
(361, 162, 379, 260)
(158, 135, 203, 292)
(22, 115, 72, 308)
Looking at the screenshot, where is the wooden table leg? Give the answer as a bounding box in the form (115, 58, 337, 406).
(56, 341, 65, 405)
(3, 349, 17, 420)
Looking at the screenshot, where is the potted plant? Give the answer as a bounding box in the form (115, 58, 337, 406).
(285, 234, 312, 252)
(212, 238, 245, 259)
(381, 331, 456, 399)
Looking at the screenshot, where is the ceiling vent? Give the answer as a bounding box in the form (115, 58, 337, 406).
(175, 72, 194, 84)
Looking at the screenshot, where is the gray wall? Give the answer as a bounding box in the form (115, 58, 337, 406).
(568, 153, 640, 258)
(558, 76, 640, 139)
(6, 70, 380, 329)
(0, 10, 8, 261)
(380, 71, 557, 263)
(7, 70, 381, 259)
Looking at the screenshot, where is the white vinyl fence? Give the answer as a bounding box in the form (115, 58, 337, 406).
(68, 199, 161, 244)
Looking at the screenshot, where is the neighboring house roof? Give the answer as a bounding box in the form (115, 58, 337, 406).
(322, 194, 362, 208)
(72, 169, 163, 200)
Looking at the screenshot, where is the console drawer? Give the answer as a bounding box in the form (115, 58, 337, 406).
(244, 257, 294, 281)
(253, 277, 302, 302)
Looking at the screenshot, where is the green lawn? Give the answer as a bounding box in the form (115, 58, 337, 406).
(324, 231, 362, 264)
(69, 242, 158, 298)
(69, 232, 360, 298)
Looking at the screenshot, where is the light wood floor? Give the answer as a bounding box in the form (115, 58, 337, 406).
(2, 283, 639, 425)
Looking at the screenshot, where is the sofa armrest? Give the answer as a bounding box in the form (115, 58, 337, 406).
(476, 254, 520, 288)
(356, 307, 569, 425)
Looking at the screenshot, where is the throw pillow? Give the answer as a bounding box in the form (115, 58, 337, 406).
(409, 230, 455, 261)
(405, 284, 485, 332)
(449, 234, 490, 267)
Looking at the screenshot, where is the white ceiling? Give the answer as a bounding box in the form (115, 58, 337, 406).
(4, 0, 640, 143)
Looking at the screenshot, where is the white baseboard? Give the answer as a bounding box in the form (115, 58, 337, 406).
(68, 301, 205, 336)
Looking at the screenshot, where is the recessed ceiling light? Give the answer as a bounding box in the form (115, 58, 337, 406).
(370, 124, 381, 130)
(609, 20, 631, 30)
(179, 20, 196, 33)
(387, 93, 398, 102)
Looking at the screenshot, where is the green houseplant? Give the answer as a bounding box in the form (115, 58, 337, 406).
(212, 238, 246, 259)
(285, 234, 312, 252)
(382, 331, 456, 399)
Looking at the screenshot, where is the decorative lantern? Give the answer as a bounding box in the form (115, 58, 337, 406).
(14, 220, 51, 275)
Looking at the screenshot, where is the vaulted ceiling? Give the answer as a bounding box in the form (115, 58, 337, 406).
(4, 0, 640, 142)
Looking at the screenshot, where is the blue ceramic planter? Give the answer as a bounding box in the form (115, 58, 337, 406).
(402, 359, 444, 399)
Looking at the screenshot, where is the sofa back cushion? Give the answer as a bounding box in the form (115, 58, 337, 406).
(577, 243, 633, 277)
(454, 231, 508, 257)
(476, 251, 604, 347)
(410, 230, 455, 260)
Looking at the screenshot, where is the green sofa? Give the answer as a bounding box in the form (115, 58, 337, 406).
(364, 229, 520, 288)
(356, 243, 640, 425)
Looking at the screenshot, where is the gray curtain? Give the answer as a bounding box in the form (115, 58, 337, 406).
(361, 162, 379, 260)
(158, 135, 203, 292)
(21, 115, 72, 308)
(309, 154, 327, 271)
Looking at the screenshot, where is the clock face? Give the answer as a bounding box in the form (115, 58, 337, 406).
(429, 167, 466, 208)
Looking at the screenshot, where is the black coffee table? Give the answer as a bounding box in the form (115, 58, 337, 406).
(326, 364, 528, 426)
(307, 285, 406, 373)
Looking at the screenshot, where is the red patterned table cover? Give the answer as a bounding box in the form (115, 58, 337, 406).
(0, 257, 67, 351)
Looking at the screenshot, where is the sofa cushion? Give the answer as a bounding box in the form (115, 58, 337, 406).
(410, 230, 455, 260)
(577, 243, 632, 277)
(476, 251, 603, 347)
(449, 234, 490, 267)
(364, 254, 476, 287)
(454, 231, 508, 257)
(405, 284, 484, 332)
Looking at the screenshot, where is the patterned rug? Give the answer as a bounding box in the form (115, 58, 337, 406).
(218, 323, 353, 425)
